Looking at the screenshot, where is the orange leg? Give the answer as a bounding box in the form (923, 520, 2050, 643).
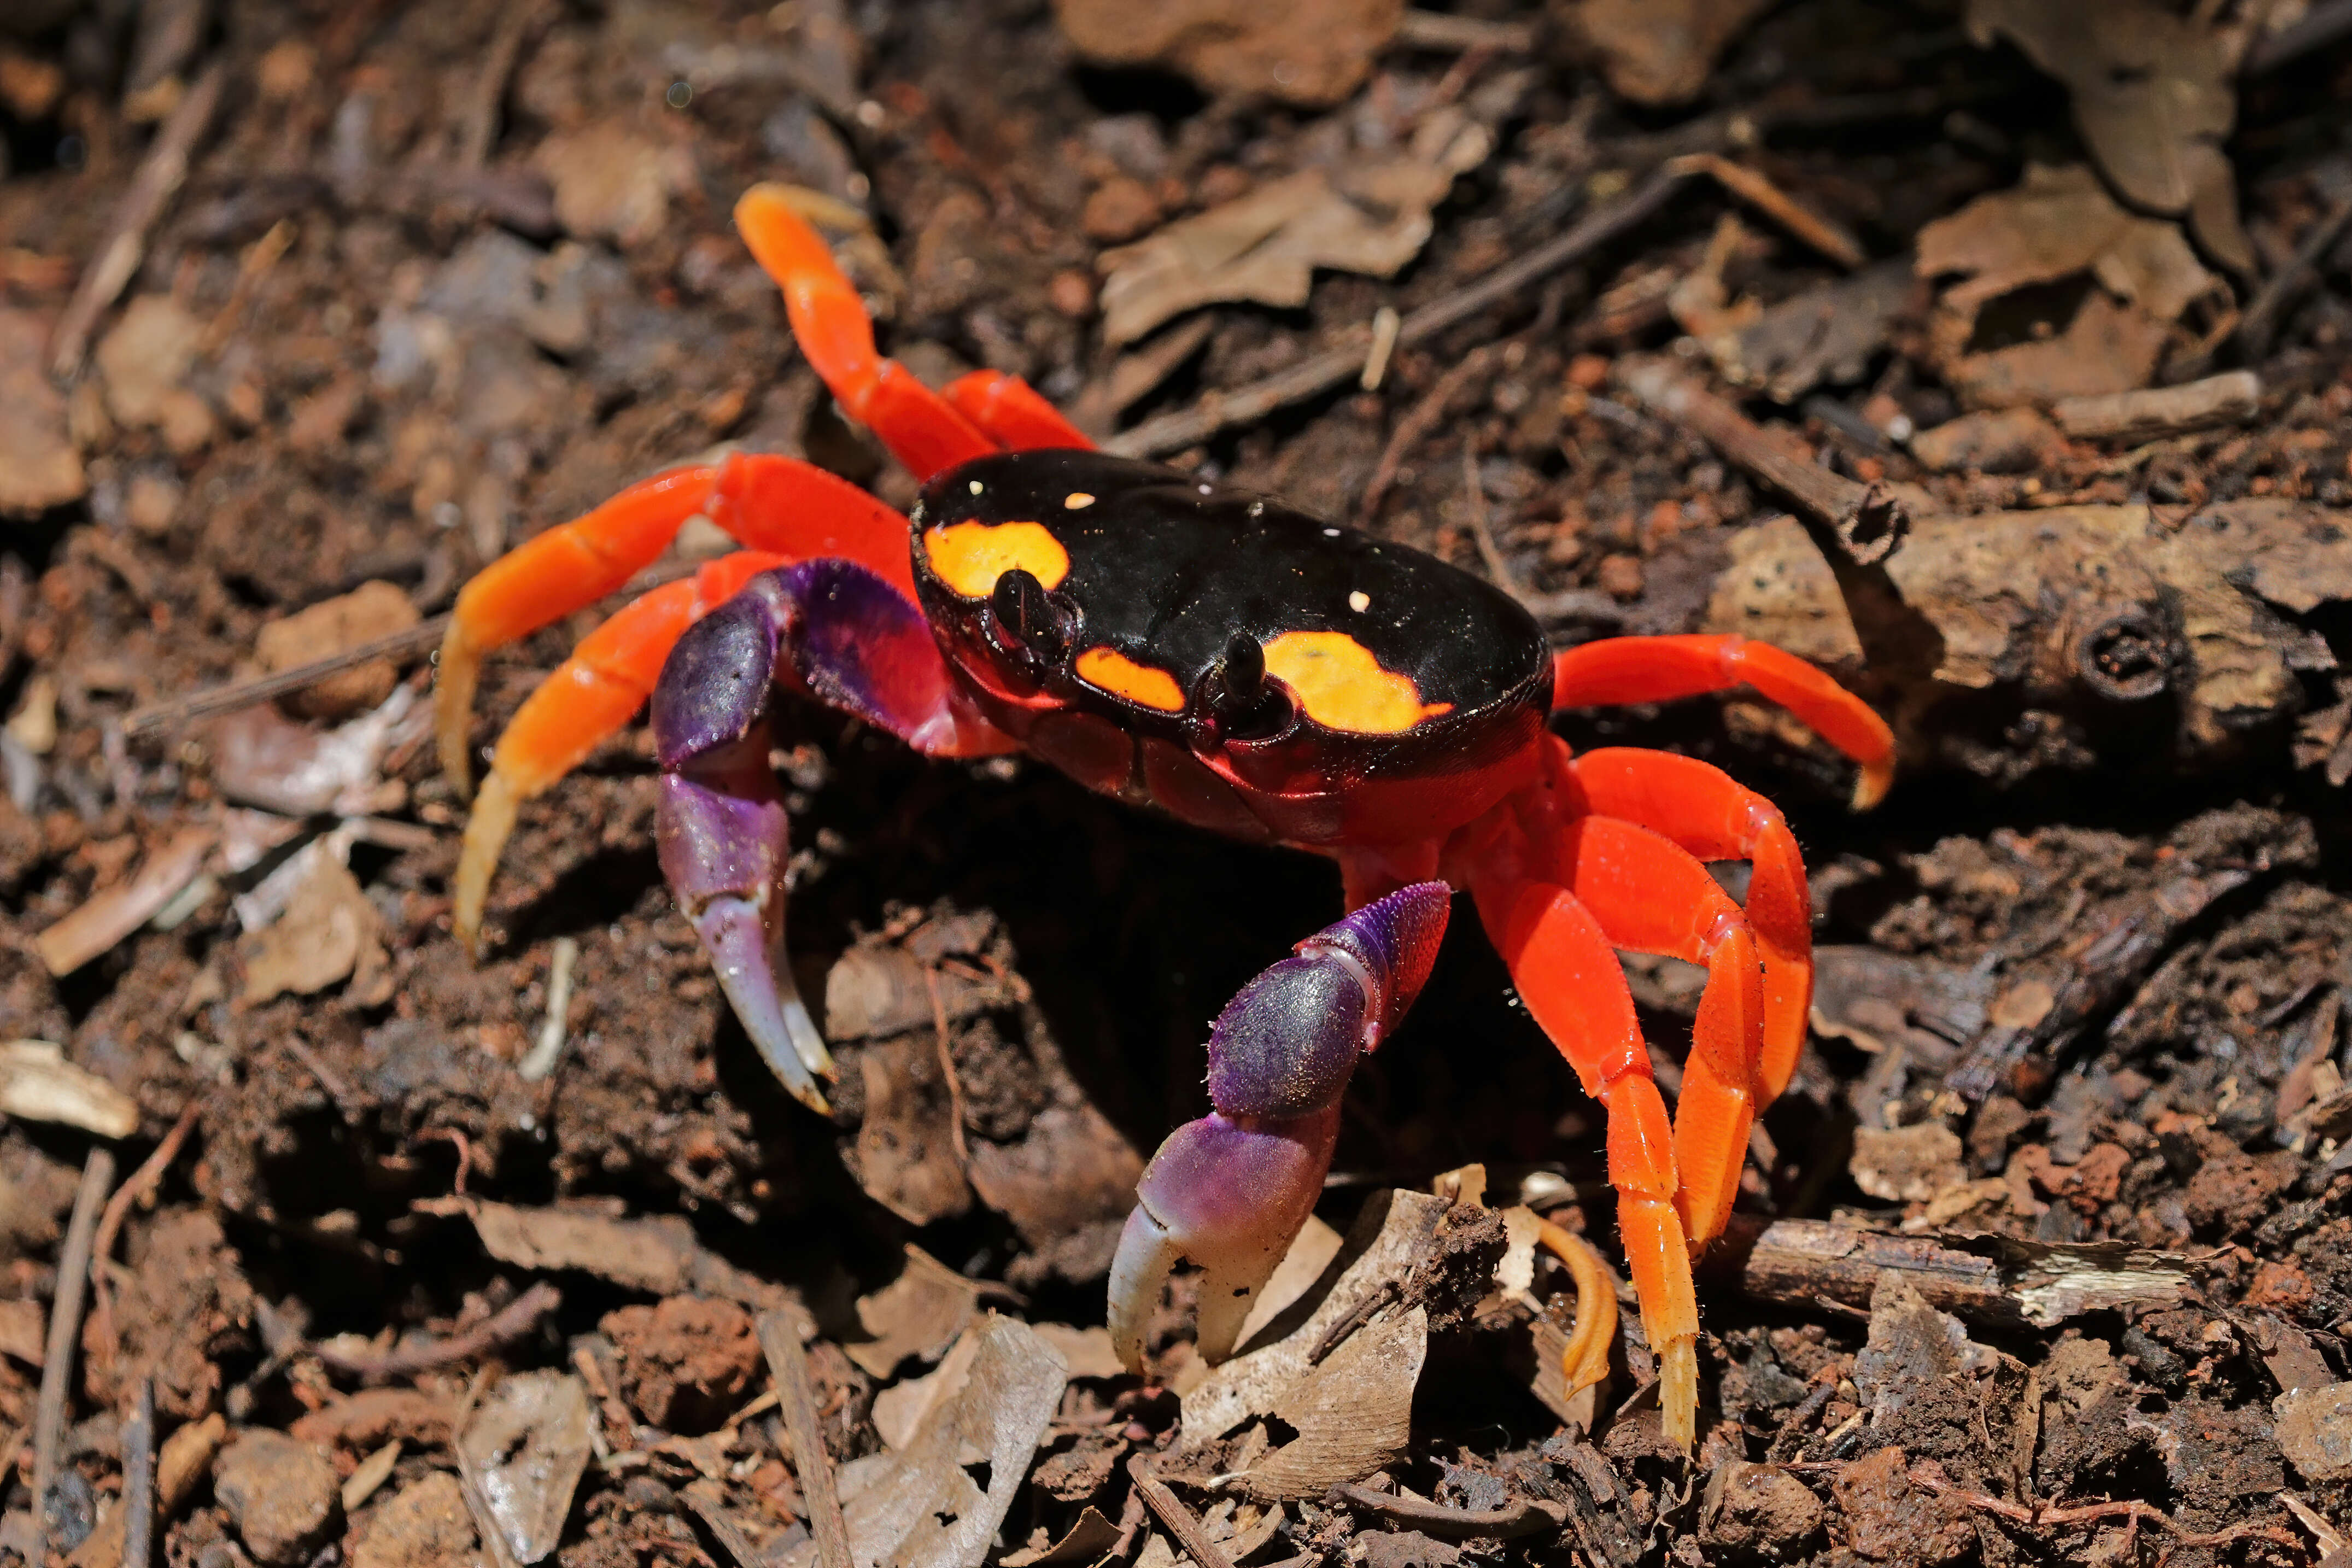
(453, 552, 785, 953)
(944, 370, 1094, 451)
(1549, 812, 1765, 1260)
(1565, 748, 1812, 1103)
(1468, 864, 1700, 1449)
(435, 452, 916, 798)
(1551, 634, 1895, 809)
(736, 185, 997, 481)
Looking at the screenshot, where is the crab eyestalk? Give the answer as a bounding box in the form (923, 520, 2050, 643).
(1109, 882, 1450, 1372)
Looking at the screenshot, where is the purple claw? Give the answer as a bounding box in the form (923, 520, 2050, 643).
(1109, 884, 1452, 1370)
(648, 560, 973, 1109)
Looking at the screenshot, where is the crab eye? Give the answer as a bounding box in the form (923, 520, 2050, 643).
(1203, 629, 1290, 739)
(988, 567, 1068, 660)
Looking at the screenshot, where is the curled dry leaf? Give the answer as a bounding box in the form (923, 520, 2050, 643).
(237, 853, 385, 1006)
(1098, 110, 1495, 347)
(849, 1243, 985, 1379)
(1915, 163, 2226, 409)
(1962, 0, 2253, 273)
(0, 1040, 142, 1137)
(1181, 1189, 1448, 1477)
(253, 580, 421, 722)
(208, 684, 424, 817)
(782, 1315, 1066, 1568)
(455, 1370, 594, 1567)
(1052, 0, 1403, 108)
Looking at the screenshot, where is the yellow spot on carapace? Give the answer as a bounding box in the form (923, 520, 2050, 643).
(1076, 646, 1186, 711)
(923, 520, 1070, 599)
(1065, 492, 1096, 509)
(1262, 631, 1451, 734)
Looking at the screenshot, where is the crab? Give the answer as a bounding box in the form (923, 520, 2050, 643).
(433, 185, 1895, 1449)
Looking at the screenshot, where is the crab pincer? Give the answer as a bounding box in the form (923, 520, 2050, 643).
(1109, 882, 1450, 1372)
(650, 558, 1008, 1110)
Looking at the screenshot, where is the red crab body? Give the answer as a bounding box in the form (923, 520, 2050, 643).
(432, 186, 1895, 1450)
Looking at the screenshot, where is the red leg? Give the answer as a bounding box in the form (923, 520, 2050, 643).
(1549, 813, 1764, 1260)
(1468, 864, 1699, 1449)
(736, 185, 996, 480)
(453, 551, 784, 952)
(435, 452, 916, 797)
(944, 371, 1094, 451)
(1551, 634, 1895, 808)
(1565, 748, 1812, 1103)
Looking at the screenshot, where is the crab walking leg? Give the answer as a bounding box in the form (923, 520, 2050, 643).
(651, 559, 1015, 1109)
(1109, 883, 1450, 1372)
(735, 185, 997, 481)
(1566, 748, 1813, 1103)
(1549, 814, 1766, 1256)
(943, 370, 1095, 451)
(435, 452, 918, 797)
(454, 550, 786, 954)
(1551, 635, 1896, 809)
(1470, 869, 1701, 1450)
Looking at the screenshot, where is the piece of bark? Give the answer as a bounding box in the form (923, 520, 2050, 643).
(2052, 371, 2260, 441)
(1714, 1217, 2193, 1328)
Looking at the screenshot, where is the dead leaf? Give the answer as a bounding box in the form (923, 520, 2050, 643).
(1915, 164, 2225, 408)
(822, 945, 995, 1041)
(208, 684, 425, 817)
(1098, 110, 1493, 347)
(1233, 1304, 1426, 1500)
(871, 1324, 981, 1450)
(34, 826, 217, 977)
(0, 1296, 44, 1365)
(964, 1102, 1144, 1251)
(533, 124, 689, 248)
(1548, 0, 1774, 106)
(463, 1200, 791, 1310)
(455, 1371, 593, 1568)
(1181, 1189, 1448, 1445)
(847, 1035, 971, 1227)
(0, 1040, 141, 1138)
(1963, 0, 2253, 273)
(1709, 260, 1917, 402)
(1053, 0, 1404, 107)
(784, 1315, 1066, 1568)
(0, 307, 84, 514)
(1029, 1323, 1124, 1382)
(849, 1244, 984, 1379)
(1002, 1506, 1121, 1568)
(238, 854, 384, 1005)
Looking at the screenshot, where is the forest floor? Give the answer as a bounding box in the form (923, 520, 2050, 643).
(2, 1, 2352, 1566)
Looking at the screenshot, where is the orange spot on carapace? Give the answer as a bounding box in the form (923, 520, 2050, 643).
(1263, 631, 1451, 734)
(1076, 646, 1186, 711)
(923, 520, 1070, 598)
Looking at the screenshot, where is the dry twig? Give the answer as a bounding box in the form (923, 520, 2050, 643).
(1333, 1482, 1566, 1538)
(119, 1379, 155, 1568)
(1126, 1455, 1238, 1568)
(34, 1149, 116, 1549)
(455, 0, 548, 169)
(1361, 346, 1496, 518)
(89, 1101, 202, 1372)
(757, 1311, 853, 1568)
(49, 60, 227, 378)
(1104, 167, 1689, 460)
(310, 1281, 561, 1379)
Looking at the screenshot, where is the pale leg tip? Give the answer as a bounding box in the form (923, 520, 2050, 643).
(1851, 756, 1894, 812)
(1659, 1335, 1699, 1452)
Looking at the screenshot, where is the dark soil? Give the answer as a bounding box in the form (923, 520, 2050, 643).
(3, 1, 2351, 1566)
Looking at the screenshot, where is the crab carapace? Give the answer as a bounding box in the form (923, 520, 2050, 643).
(432, 185, 1896, 1449)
